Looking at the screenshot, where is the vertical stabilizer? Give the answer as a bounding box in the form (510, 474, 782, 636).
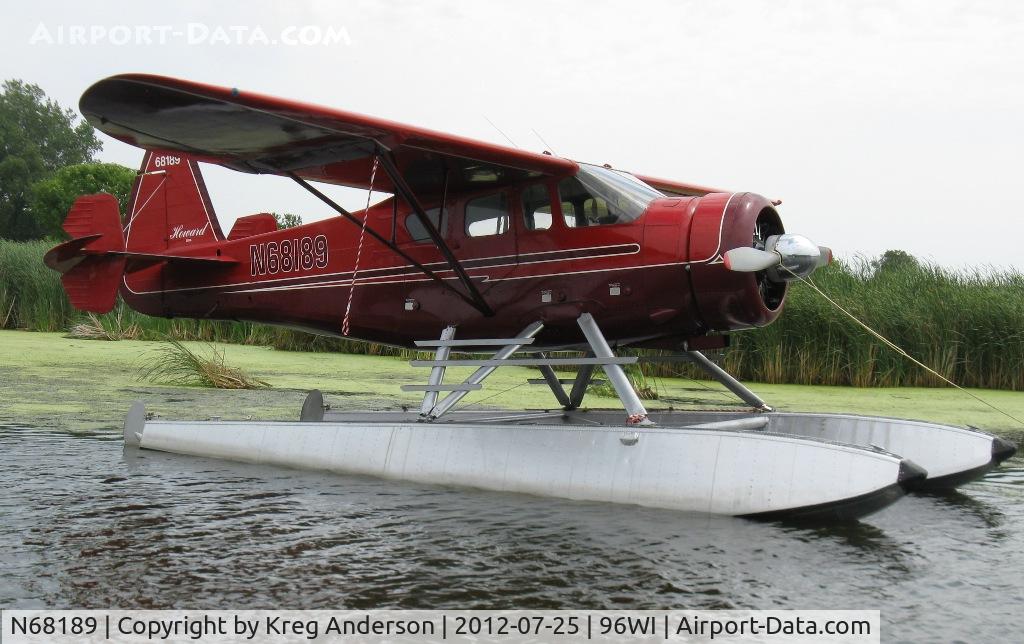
(124, 150, 224, 253)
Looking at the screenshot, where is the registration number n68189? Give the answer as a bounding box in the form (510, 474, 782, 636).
(250, 235, 329, 276)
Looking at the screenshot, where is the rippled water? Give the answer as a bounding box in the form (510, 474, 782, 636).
(1, 425, 1022, 643)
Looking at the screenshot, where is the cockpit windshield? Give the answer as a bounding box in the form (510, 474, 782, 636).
(558, 164, 665, 227)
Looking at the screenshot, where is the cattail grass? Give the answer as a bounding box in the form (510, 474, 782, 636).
(588, 360, 659, 400)
(0, 239, 72, 331)
(137, 339, 268, 389)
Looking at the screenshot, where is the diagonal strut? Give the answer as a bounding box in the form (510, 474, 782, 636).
(375, 152, 494, 317)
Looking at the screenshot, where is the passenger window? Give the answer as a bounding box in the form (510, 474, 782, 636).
(465, 193, 509, 237)
(521, 183, 553, 231)
(405, 208, 445, 242)
(558, 176, 623, 227)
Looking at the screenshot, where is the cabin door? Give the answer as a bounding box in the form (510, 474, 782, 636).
(450, 189, 518, 290)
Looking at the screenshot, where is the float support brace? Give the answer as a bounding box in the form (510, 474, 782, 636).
(420, 326, 457, 415)
(577, 313, 653, 425)
(685, 350, 773, 412)
(536, 355, 572, 408)
(565, 356, 596, 411)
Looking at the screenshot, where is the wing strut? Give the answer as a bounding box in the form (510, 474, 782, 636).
(288, 172, 492, 316)
(376, 152, 494, 317)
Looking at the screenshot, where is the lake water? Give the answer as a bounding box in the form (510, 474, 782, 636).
(1, 424, 1021, 643)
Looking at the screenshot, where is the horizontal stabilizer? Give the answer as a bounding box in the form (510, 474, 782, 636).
(46, 239, 238, 274)
(43, 234, 102, 273)
(228, 213, 278, 240)
(120, 251, 238, 269)
(44, 194, 125, 275)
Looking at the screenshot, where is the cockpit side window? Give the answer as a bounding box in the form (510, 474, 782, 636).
(557, 177, 619, 227)
(465, 193, 510, 237)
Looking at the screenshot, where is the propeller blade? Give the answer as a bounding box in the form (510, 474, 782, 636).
(723, 247, 780, 272)
(817, 246, 833, 267)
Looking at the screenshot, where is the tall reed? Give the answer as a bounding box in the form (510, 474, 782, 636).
(137, 339, 268, 389)
(0, 239, 71, 331)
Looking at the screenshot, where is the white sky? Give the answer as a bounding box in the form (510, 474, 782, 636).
(3, 0, 1022, 269)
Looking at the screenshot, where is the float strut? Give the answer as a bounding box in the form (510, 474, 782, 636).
(685, 350, 773, 412)
(565, 355, 596, 411)
(576, 313, 653, 425)
(420, 326, 457, 416)
(537, 355, 572, 408)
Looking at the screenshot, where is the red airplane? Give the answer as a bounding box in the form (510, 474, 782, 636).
(46, 74, 829, 354)
(47, 75, 1020, 504)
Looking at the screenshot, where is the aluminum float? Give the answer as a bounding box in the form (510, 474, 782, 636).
(124, 398, 926, 521)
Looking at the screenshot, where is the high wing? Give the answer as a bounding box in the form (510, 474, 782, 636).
(79, 74, 579, 195)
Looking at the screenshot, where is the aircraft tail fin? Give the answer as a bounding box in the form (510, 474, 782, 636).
(124, 150, 224, 253)
(61, 193, 125, 251)
(44, 162, 235, 313)
(43, 193, 127, 313)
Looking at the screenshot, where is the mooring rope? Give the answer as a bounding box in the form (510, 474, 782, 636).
(342, 158, 379, 337)
(785, 267, 1024, 428)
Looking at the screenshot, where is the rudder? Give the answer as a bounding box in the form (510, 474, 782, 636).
(60, 255, 127, 313)
(43, 193, 126, 313)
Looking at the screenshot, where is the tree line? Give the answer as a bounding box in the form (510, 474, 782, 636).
(0, 78, 302, 241)
(0, 79, 135, 240)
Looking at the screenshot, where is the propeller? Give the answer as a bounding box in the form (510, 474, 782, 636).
(722, 246, 780, 272)
(723, 235, 833, 282)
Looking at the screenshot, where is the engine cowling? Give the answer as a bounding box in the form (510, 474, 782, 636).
(682, 192, 829, 333)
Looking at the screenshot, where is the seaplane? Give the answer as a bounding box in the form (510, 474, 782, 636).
(45, 74, 1017, 521)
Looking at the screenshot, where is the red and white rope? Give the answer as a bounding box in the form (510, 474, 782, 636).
(342, 158, 378, 336)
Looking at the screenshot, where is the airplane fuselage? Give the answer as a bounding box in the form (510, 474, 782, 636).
(120, 164, 786, 349)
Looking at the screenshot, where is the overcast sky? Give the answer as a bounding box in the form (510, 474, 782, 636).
(3, 1, 1022, 269)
